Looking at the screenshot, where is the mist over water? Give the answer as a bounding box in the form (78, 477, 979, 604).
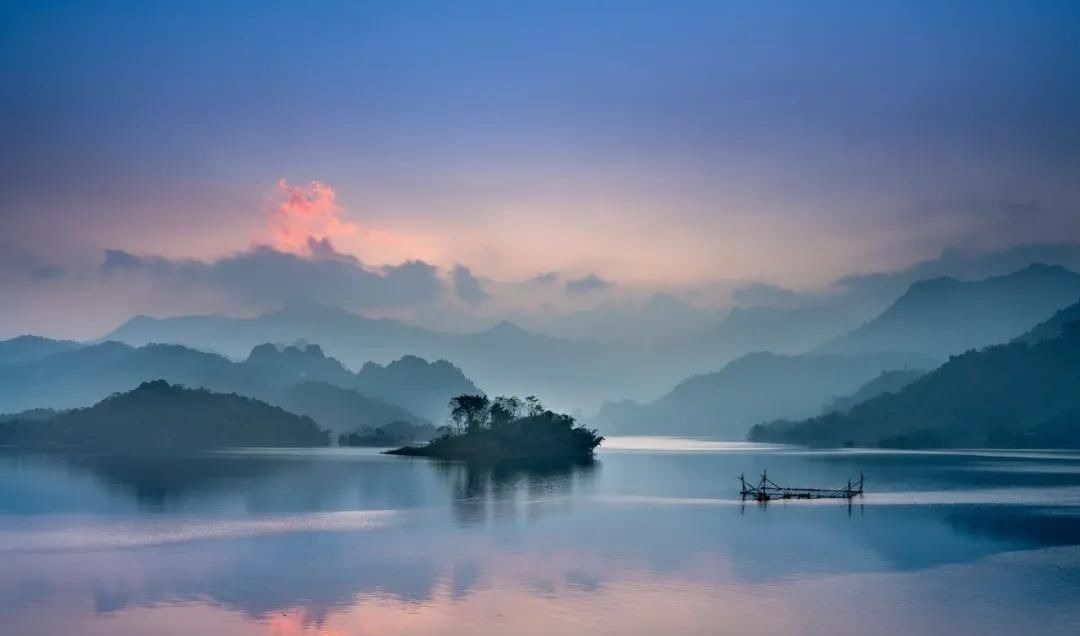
(2, 440, 1079, 636)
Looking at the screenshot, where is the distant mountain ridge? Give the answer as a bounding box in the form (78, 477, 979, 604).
(0, 335, 82, 366)
(0, 338, 479, 434)
(355, 355, 481, 423)
(95, 245, 1080, 411)
(535, 243, 1080, 354)
(813, 264, 1080, 358)
(1014, 297, 1080, 345)
(820, 369, 926, 415)
(104, 301, 637, 411)
(751, 320, 1080, 448)
(676, 244, 1080, 362)
(591, 350, 934, 438)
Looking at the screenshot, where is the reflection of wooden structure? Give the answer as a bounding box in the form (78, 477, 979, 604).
(739, 470, 863, 502)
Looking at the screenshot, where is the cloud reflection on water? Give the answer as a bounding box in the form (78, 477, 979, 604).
(2, 444, 1080, 635)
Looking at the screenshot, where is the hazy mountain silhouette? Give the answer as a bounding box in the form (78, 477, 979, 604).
(0, 339, 477, 434)
(0, 341, 237, 411)
(539, 244, 1080, 353)
(106, 301, 433, 361)
(98, 245, 1080, 411)
(0, 335, 82, 366)
(820, 369, 926, 414)
(519, 293, 714, 343)
(354, 355, 479, 422)
(751, 322, 1080, 448)
(0, 408, 59, 423)
(1014, 297, 1080, 345)
(813, 264, 1080, 358)
(275, 381, 426, 436)
(0, 380, 330, 450)
(692, 302, 872, 360)
(242, 342, 355, 386)
(236, 342, 477, 422)
(105, 301, 627, 410)
(833, 244, 1080, 306)
(667, 244, 1080, 372)
(591, 350, 933, 438)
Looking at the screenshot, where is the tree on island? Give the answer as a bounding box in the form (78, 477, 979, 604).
(388, 394, 603, 462)
(449, 394, 492, 434)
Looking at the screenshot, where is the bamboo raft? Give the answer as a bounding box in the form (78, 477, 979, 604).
(739, 470, 864, 502)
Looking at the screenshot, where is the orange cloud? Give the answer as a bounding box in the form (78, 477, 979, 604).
(269, 179, 358, 254)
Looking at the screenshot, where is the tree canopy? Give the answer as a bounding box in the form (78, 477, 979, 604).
(389, 394, 603, 462)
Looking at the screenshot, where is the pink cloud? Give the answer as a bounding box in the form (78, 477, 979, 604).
(269, 179, 358, 254)
(265, 179, 441, 267)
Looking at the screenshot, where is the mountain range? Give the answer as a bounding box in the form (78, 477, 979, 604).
(534, 243, 1080, 354)
(104, 302, 630, 411)
(814, 264, 1080, 358)
(1014, 296, 1080, 345)
(9, 245, 1080, 444)
(0, 335, 82, 366)
(98, 245, 1080, 411)
(749, 300, 1080, 448)
(673, 243, 1080, 365)
(0, 340, 478, 435)
(591, 350, 934, 438)
(819, 369, 926, 415)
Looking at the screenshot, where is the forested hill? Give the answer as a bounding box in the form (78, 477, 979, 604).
(750, 321, 1080, 448)
(591, 350, 933, 438)
(1014, 298, 1080, 345)
(819, 368, 926, 415)
(0, 335, 82, 366)
(0, 380, 330, 451)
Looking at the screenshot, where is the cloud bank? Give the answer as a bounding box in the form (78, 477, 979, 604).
(102, 238, 442, 313)
(566, 274, 614, 295)
(451, 265, 489, 304)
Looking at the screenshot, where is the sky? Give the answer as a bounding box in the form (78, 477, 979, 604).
(2, 1, 1080, 338)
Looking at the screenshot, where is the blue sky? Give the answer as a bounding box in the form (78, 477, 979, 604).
(2, 1, 1079, 335)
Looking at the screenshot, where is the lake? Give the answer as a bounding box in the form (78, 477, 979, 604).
(2, 438, 1079, 635)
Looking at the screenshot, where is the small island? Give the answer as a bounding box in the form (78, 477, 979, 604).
(386, 394, 603, 462)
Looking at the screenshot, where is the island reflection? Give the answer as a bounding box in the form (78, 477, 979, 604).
(1, 445, 1079, 635)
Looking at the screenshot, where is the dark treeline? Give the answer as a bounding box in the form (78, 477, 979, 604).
(337, 419, 438, 447)
(0, 380, 330, 452)
(388, 394, 603, 462)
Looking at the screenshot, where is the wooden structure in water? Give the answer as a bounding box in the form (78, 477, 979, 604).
(739, 470, 864, 502)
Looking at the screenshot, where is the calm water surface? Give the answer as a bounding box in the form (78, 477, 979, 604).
(2, 438, 1080, 635)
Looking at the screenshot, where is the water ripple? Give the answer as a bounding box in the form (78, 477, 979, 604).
(0, 508, 405, 552)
